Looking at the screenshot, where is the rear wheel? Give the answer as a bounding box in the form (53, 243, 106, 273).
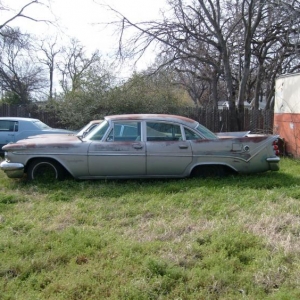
(191, 165, 226, 178)
(27, 159, 65, 181)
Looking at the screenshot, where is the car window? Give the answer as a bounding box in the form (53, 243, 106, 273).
(0, 120, 18, 132)
(87, 120, 109, 141)
(195, 124, 218, 139)
(146, 122, 182, 141)
(107, 121, 141, 141)
(184, 127, 202, 140)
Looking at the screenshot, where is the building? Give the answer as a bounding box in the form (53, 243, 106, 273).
(274, 73, 300, 157)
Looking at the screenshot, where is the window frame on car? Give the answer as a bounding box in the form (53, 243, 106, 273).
(146, 121, 183, 142)
(0, 120, 18, 132)
(106, 121, 141, 142)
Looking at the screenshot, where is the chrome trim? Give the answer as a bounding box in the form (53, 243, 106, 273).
(0, 161, 25, 178)
(266, 157, 280, 162)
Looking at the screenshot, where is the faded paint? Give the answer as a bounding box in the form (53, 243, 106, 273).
(274, 73, 300, 157)
(0, 114, 280, 179)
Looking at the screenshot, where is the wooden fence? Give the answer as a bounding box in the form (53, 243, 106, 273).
(0, 103, 274, 134)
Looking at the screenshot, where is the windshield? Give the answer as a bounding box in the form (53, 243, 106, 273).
(76, 121, 102, 137)
(33, 120, 52, 130)
(85, 120, 109, 141)
(195, 124, 218, 139)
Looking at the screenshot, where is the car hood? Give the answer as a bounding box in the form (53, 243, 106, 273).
(2, 135, 81, 151)
(27, 133, 75, 139)
(38, 128, 75, 133)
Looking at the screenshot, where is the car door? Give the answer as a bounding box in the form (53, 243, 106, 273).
(146, 121, 192, 176)
(0, 120, 17, 148)
(88, 121, 146, 176)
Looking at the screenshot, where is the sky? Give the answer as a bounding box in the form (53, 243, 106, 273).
(3, 0, 167, 76)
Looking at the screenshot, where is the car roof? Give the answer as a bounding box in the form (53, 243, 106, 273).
(0, 117, 40, 122)
(87, 120, 102, 124)
(105, 114, 198, 127)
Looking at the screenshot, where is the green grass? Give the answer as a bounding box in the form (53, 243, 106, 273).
(1, 158, 300, 299)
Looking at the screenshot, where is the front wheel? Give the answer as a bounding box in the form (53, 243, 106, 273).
(27, 159, 65, 181)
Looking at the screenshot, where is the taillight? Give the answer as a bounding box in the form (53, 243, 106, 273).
(272, 139, 280, 156)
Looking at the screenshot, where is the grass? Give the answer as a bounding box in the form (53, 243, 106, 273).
(0, 157, 300, 299)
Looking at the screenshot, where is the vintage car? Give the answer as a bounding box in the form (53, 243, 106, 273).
(0, 117, 74, 152)
(0, 114, 280, 181)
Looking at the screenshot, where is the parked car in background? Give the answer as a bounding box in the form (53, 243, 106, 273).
(28, 120, 103, 140)
(29, 120, 103, 140)
(0, 117, 74, 153)
(0, 114, 280, 181)
(76, 120, 103, 137)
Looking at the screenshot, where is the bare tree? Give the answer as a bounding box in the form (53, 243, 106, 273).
(108, 0, 240, 128)
(107, 0, 300, 129)
(0, 28, 47, 103)
(57, 39, 101, 93)
(38, 37, 62, 100)
(0, 0, 50, 34)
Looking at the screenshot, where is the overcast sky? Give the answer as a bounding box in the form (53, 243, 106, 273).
(4, 0, 167, 75)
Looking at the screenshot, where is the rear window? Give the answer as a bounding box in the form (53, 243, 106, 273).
(195, 124, 218, 139)
(0, 120, 18, 132)
(146, 122, 182, 141)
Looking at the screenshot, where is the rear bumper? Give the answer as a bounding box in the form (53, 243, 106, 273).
(0, 161, 25, 178)
(266, 157, 280, 171)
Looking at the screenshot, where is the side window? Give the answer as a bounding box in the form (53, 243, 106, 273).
(0, 120, 18, 132)
(184, 128, 202, 140)
(88, 121, 109, 141)
(107, 121, 140, 141)
(146, 122, 182, 141)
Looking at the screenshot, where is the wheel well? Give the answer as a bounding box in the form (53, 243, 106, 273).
(190, 164, 237, 177)
(25, 157, 68, 174)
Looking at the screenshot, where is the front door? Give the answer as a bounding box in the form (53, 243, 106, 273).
(88, 121, 146, 176)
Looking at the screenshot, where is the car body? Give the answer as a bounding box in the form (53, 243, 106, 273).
(0, 117, 74, 152)
(0, 114, 280, 180)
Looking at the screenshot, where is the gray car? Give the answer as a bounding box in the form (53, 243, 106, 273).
(0, 114, 280, 181)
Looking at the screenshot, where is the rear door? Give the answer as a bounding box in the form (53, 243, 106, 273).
(146, 121, 192, 176)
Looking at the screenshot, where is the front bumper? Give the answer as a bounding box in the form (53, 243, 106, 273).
(0, 161, 25, 178)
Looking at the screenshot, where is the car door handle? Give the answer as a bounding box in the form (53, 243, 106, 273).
(133, 144, 143, 149)
(179, 144, 189, 149)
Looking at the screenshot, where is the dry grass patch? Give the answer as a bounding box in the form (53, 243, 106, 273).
(241, 199, 300, 254)
(123, 212, 217, 243)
